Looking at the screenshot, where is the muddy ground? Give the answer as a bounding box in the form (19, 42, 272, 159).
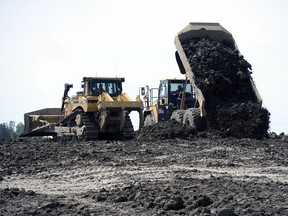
(1, 123, 287, 216)
(0, 25, 283, 216)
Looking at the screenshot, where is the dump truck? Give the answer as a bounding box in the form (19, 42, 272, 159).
(21, 77, 144, 140)
(142, 22, 265, 133)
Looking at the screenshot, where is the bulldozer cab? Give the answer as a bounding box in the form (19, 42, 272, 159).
(84, 77, 124, 97)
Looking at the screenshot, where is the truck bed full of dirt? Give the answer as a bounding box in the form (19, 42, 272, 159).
(182, 38, 270, 138)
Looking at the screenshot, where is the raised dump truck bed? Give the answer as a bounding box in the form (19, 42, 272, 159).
(174, 22, 262, 117)
(174, 22, 269, 138)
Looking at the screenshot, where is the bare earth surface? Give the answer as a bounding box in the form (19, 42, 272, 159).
(0, 124, 288, 215)
(0, 31, 281, 216)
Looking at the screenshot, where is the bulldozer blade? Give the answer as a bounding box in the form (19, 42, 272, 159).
(21, 108, 62, 137)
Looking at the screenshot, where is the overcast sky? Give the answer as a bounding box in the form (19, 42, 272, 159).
(0, 0, 287, 134)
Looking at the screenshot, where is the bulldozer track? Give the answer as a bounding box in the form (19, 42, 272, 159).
(81, 112, 99, 140)
(122, 115, 135, 139)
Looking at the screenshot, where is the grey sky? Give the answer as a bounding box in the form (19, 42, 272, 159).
(0, 0, 287, 133)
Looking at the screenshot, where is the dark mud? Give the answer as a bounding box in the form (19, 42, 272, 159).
(182, 38, 270, 138)
(136, 120, 198, 141)
(1, 134, 287, 215)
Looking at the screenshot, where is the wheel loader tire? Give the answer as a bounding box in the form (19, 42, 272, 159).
(171, 110, 185, 123)
(144, 114, 155, 126)
(183, 108, 206, 131)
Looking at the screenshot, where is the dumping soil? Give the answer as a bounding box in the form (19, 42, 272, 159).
(182, 38, 270, 138)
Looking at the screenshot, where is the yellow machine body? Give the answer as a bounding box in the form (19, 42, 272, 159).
(21, 77, 143, 140)
(141, 78, 196, 126)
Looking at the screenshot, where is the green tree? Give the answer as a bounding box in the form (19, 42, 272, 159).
(16, 122, 24, 137)
(0, 121, 24, 140)
(0, 123, 10, 139)
(9, 121, 15, 131)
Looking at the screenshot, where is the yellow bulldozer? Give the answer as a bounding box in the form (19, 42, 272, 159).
(21, 77, 144, 140)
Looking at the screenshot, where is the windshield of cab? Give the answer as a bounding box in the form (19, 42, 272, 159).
(89, 80, 122, 96)
(170, 82, 192, 93)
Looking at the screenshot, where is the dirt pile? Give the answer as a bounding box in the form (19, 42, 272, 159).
(136, 120, 197, 141)
(182, 38, 270, 138)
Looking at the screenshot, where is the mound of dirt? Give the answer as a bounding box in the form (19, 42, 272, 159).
(182, 38, 270, 138)
(215, 101, 270, 139)
(136, 120, 197, 141)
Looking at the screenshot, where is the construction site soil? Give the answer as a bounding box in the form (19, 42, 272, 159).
(0, 36, 282, 216)
(1, 124, 287, 215)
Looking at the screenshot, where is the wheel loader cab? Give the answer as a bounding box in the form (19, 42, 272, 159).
(157, 79, 197, 122)
(159, 79, 195, 108)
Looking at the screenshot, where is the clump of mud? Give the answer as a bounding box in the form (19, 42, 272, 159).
(0, 187, 89, 215)
(182, 38, 270, 138)
(136, 120, 197, 141)
(216, 102, 270, 139)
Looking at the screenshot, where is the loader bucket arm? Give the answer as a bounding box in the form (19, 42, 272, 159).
(61, 83, 73, 113)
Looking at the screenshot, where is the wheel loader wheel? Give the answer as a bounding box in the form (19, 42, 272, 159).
(183, 108, 206, 131)
(144, 114, 155, 126)
(171, 110, 185, 123)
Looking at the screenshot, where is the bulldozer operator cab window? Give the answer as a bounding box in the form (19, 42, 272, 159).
(89, 80, 122, 96)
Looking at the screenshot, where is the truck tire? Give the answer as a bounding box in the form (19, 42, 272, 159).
(171, 110, 185, 123)
(144, 114, 155, 126)
(183, 108, 206, 131)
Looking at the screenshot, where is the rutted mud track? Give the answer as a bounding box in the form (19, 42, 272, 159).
(1, 128, 287, 215)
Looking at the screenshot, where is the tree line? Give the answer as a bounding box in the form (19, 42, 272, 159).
(0, 121, 24, 140)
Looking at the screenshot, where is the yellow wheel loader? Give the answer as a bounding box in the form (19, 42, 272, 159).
(21, 77, 144, 140)
(141, 79, 203, 128)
